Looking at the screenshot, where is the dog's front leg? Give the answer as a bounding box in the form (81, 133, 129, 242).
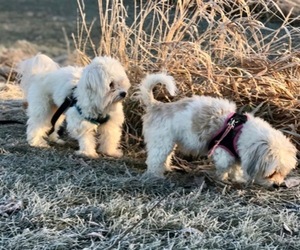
(142, 136, 176, 179)
(212, 147, 236, 182)
(76, 130, 98, 159)
(97, 118, 123, 158)
(67, 118, 99, 159)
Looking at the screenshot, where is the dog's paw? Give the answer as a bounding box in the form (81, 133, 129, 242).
(75, 150, 99, 159)
(48, 134, 66, 145)
(55, 139, 66, 145)
(216, 170, 229, 182)
(109, 150, 123, 158)
(141, 170, 165, 180)
(100, 149, 123, 158)
(29, 140, 49, 148)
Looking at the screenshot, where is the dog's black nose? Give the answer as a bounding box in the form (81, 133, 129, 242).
(120, 92, 127, 98)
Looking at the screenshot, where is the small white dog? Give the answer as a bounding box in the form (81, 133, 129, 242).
(17, 54, 130, 158)
(136, 73, 297, 187)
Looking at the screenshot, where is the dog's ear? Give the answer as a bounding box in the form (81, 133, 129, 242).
(84, 65, 106, 93)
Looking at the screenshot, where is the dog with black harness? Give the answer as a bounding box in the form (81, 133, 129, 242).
(17, 54, 130, 158)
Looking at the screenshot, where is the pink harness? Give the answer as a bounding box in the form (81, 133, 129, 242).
(208, 113, 248, 158)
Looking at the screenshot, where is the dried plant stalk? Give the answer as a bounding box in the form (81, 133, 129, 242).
(75, 0, 300, 154)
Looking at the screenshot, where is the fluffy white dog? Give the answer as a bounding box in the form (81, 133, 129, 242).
(136, 73, 297, 187)
(17, 54, 130, 158)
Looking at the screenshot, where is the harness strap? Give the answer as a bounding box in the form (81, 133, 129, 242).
(47, 94, 76, 136)
(208, 113, 247, 158)
(74, 104, 110, 125)
(47, 88, 110, 136)
(208, 121, 235, 158)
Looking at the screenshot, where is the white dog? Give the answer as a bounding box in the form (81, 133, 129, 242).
(17, 54, 130, 158)
(136, 73, 297, 187)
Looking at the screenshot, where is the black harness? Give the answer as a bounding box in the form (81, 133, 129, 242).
(208, 113, 247, 158)
(47, 88, 110, 136)
(74, 105, 110, 125)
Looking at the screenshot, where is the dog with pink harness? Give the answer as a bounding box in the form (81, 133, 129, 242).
(136, 72, 297, 187)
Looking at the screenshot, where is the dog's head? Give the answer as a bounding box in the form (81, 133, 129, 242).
(246, 126, 298, 188)
(261, 143, 298, 187)
(76, 56, 130, 113)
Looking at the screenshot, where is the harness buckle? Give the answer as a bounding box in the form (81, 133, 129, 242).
(228, 118, 237, 127)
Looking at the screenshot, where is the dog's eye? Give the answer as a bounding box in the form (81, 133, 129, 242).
(109, 82, 114, 89)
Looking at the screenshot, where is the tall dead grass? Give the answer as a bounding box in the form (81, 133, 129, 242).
(74, 0, 299, 154)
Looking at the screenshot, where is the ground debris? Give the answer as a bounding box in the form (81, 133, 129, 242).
(0, 198, 23, 216)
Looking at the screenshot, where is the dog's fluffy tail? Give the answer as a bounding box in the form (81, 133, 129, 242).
(17, 54, 59, 97)
(137, 72, 177, 107)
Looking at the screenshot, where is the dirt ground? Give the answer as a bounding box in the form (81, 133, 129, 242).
(0, 0, 100, 56)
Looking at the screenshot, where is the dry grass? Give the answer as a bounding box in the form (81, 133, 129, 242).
(1, 0, 300, 249)
(73, 0, 300, 154)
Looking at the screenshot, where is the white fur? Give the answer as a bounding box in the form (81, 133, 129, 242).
(137, 72, 297, 187)
(17, 54, 130, 158)
(138, 73, 177, 107)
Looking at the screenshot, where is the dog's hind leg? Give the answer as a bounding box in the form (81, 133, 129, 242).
(26, 121, 50, 147)
(48, 112, 66, 145)
(143, 136, 175, 178)
(26, 95, 53, 147)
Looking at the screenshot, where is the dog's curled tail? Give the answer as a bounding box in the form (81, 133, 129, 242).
(17, 54, 59, 97)
(137, 72, 177, 107)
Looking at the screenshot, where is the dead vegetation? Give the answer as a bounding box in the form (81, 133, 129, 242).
(71, 0, 300, 154)
(2, 1, 300, 151)
(0, 0, 300, 249)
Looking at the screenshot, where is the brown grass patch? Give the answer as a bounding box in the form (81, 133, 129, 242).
(72, 0, 300, 156)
